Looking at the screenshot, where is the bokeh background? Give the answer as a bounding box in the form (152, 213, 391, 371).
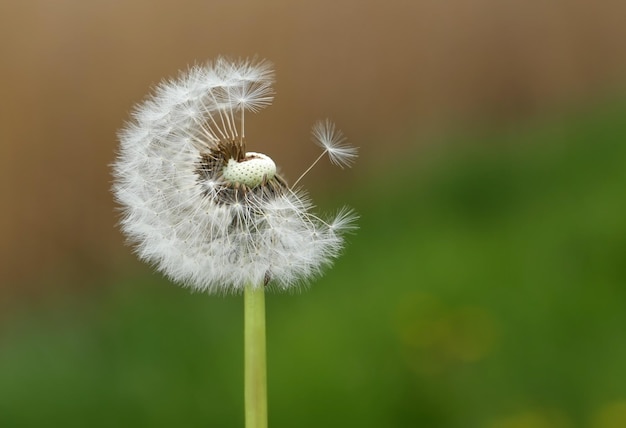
(1, 1, 626, 427)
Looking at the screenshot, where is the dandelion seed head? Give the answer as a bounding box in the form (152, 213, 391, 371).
(112, 57, 357, 293)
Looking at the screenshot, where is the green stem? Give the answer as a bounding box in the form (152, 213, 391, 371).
(244, 283, 267, 428)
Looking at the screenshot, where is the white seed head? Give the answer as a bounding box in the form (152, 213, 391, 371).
(112, 57, 358, 293)
(222, 152, 276, 187)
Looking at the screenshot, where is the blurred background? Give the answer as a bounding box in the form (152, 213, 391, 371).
(1, 0, 626, 427)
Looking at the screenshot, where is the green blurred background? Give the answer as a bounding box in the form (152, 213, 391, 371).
(1, 1, 626, 427)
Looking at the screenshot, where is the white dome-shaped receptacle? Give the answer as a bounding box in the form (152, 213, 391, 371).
(222, 152, 276, 187)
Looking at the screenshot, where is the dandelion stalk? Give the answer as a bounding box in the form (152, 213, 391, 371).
(244, 283, 267, 428)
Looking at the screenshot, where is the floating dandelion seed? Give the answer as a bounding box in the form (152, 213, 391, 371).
(112, 58, 358, 293)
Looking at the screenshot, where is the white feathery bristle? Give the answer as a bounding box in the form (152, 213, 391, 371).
(330, 207, 359, 234)
(312, 119, 358, 168)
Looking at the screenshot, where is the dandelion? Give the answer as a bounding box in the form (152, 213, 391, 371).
(112, 57, 357, 428)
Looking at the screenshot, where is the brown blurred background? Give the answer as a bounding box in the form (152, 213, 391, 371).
(1, 0, 625, 300)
